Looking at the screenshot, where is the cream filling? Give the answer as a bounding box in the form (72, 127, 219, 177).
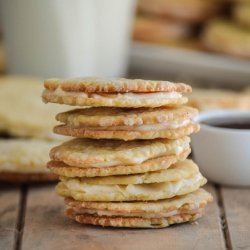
(50, 88, 183, 100)
(69, 119, 191, 131)
(62, 173, 203, 197)
(72, 207, 202, 219)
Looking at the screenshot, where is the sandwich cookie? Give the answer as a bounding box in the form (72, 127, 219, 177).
(66, 188, 213, 228)
(56, 160, 207, 202)
(48, 151, 190, 178)
(48, 137, 191, 177)
(54, 106, 199, 140)
(0, 138, 58, 182)
(42, 77, 191, 108)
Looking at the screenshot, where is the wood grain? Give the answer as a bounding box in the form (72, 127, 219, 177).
(222, 187, 250, 250)
(0, 184, 21, 250)
(22, 184, 225, 250)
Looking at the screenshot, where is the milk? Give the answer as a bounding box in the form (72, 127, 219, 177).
(0, 0, 136, 78)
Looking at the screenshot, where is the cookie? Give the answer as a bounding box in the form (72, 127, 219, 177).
(56, 106, 198, 129)
(54, 106, 198, 140)
(65, 188, 212, 218)
(60, 159, 199, 185)
(0, 138, 59, 182)
(44, 77, 191, 93)
(67, 210, 203, 228)
(233, 3, 250, 29)
(54, 122, 199, 140)
(42, 77, 191, 108)
(202, 20, 250, 59)
(188, 88, 250, 111)
(0, 76, 66, 139)
(47, 148, 190, 177)
(133, 15, 192, 43)
(56, 172, 207, 201)
(49, 137, 190, 168)
(66, 188, 212, 228)
(137, 0, 221, 24)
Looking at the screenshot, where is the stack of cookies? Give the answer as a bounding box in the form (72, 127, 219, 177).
(43, 77, 212, 228)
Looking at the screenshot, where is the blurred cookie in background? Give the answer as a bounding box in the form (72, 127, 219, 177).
(202, 20, 250, 59)
(233, 2, 250, 29)
(133, 15, 193, 43)
(0, 75, 67, 183)
(0, 75, 66, 140)
(0, 138, 58, 183)
(133, 15, 204, 51)
(188, 88, 250, 111)
(137, 0, 222, 24)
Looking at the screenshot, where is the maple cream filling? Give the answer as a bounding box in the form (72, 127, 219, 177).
(62, 173, 204, 197)
(67, 120, 191, 131)
(50, 88, 183, 100)
(71, 207, 203, 219)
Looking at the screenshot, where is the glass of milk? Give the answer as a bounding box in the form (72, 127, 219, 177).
(0, 0, 136, 78)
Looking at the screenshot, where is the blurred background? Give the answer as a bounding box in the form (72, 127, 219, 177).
(131, 0, 250, 89)
(0, 0, 249, 105)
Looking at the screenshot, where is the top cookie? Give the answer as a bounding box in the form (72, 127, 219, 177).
(44, 77, 191, 93)
(43, 77, 191, 108)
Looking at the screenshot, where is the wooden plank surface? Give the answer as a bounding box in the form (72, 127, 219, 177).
(222, 187, 250, 250)
(0, 184, 21, 250)
(22, 184, 225, 250)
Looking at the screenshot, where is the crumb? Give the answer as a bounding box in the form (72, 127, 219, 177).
(191, 221, 199, 225)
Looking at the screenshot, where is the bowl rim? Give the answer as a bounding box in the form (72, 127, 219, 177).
(194, 109, 250, 134)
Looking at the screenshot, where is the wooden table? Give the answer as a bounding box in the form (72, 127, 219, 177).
(0, 183, 249, 250)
